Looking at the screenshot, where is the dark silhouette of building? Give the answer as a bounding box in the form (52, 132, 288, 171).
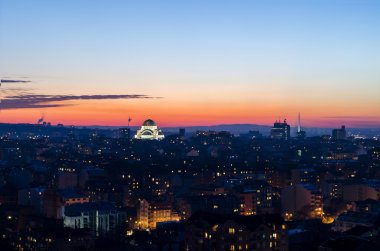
(332, 125, 347, 140)
(185, 212, 288, 251)
(179, 128, 186, 138)
(271, 120, 290, 140)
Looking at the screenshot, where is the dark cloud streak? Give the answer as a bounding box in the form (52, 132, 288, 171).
(0, 94, 160, 110)
(1, 79, 32, 83)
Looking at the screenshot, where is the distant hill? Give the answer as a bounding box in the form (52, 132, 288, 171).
(162, 124, 380, 137)
(160, 124, 380, 137)
(0, 123, 379, 138)
(161, 124, 272, 135)
(0, 123, 112, 138)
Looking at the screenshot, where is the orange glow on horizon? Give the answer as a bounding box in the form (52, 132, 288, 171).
(0, 99, 379, 128)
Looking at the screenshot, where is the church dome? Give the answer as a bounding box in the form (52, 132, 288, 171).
(135, 119, 164, 140)
(142, 119, 156, 126)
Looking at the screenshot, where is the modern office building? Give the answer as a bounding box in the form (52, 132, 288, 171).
(270, 120, 290, 140)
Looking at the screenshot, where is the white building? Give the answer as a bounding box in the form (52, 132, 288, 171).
(62, 202, 126, 236)
(134, 119, 165, 140)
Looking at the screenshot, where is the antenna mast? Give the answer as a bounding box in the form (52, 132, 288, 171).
(128, 116, 132, 128)
(297, 112, 301, 133)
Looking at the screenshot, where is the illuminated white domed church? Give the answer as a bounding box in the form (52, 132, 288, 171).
(134, 119, 165, 140)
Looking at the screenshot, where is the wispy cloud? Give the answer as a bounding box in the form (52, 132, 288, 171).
(324, 116, 380, 120)
(1, 87, 34, 96)
(0, 94, 160, 109)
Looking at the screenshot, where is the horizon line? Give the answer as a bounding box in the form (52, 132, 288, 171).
(1, 122, 379, 130)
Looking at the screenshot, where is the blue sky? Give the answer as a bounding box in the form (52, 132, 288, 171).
(1, 0, 380, 126)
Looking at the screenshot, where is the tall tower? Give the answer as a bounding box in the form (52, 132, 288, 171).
(297, 112, 306, 139)
(297, 112, 301, 133)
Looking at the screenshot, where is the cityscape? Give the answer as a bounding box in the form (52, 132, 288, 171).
(0, 118, 379, 250)
(1, 1, 380, 251)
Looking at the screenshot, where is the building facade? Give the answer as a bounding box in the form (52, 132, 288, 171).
(270, 120, 290, 140)
(185, 212, 288, 251)
(134, 119, 165, 140)
(62, 202, 126, 236)
(281, 184, 323, 218)
(137, 199, 180, 230)
(332, 125, 347, 140)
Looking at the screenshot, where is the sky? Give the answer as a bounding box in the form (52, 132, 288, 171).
(1, 0, 380, 128)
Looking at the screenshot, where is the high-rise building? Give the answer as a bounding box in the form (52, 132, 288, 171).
(270, 120, 290, 140)
(332, 125, 347, 140)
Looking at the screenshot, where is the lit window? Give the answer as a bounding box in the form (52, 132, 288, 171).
(229, 228, 235, 234)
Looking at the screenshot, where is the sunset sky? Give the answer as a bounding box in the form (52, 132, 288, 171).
(1, 0, 380, 128)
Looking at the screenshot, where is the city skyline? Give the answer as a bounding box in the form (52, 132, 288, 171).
(1, 0, 380, 128)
